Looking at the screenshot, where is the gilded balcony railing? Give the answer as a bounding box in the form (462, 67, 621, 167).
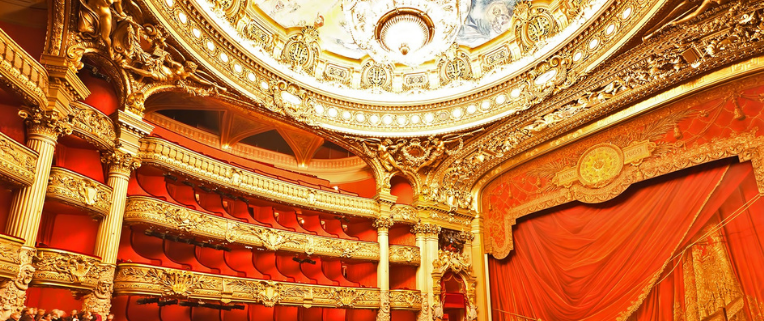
(390, 289, 424, 310)
(124, 196, 420, 265)
(0, 28, 48, 108)
(0, 234, 24, 280)
(30, 248, 109, 291)
(138, 137, 379, 218)
(0, 131, 38, 187)
(114, 263, 422, 310)
(46, 167, 112, 218)
(70, 102, 116, 150)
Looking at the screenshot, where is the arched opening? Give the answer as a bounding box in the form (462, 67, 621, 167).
(390, 175, 413, 205)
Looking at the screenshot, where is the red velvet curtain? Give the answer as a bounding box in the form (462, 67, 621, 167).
(489, 160, 764, 321)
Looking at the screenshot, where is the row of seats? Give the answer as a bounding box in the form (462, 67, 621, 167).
(118, 226, 377, 287)
(130, 169, 377, 242)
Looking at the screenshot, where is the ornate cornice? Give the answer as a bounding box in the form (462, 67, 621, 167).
(124, 196, 420, 265)
(0, 132, 38, 188)
(46, 167, 112, 218)
(0, 234, 24, 281)
(30, 248, 107, 291)
(433, 1, 764, 209)
(70, 102, 117, 150)
(113, 263, 422, 310)
(0, 29, 49, 109)
(138, 137, 379, 218)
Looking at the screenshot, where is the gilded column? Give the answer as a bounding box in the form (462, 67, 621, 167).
(374, 217, 394, 321)
(413, 222, 440, 321)
(470, 217, 490, 321)
(1, 108, 72, 311)
(84, 110, 152, 317)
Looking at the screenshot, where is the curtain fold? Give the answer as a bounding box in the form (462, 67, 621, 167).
(489, 160, 764, 321)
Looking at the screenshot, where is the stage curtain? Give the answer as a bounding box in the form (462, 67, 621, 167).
(489, 160, 764, 321)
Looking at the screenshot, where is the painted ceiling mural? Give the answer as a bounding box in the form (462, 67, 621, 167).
(254, 0, 521, 58)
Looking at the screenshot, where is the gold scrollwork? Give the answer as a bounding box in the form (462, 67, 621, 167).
(46, 167, 112, 218)
(31, 248, 106, 291)
(70, 102, 117, 150)
(0, 132, 38, 188)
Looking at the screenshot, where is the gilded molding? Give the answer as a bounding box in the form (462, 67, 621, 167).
(0, 247, 35, 312)
(46, 167, 112, 218)
(389, 290, 424, 310)
(0, 29, 49, 109)
(390, 205, 417, 224)
(138, 137, 380, 218)
(0, 235, 24, 281)
(0, 132, 38, 188)
(411, 223, 441, 237)
(30, 248, 106, 291)
(124, 196, 420, 265)
(70, 102, 117, 151)
(113, 263, 422, 310)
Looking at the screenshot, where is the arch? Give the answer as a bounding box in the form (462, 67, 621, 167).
(431, 250, 478, 321)
(390, 175, 414, 205)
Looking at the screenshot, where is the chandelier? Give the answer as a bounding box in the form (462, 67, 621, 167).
(342, 0, 469, 66)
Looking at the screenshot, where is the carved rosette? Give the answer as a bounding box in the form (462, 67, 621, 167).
(46, 167, 112, 218)
(31, 248, 104, 290)
(101, 151, 141, 176)
(0, 131, 38, 187)
(18, 107, 73, 141)
(123, 197, 419, 264)
(114, 264, 419, 309)
(0, 247, 36, 312)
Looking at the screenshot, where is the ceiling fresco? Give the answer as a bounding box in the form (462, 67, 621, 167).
(255, 0, 522, 58)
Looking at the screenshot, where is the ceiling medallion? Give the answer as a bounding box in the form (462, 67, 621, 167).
(343, 0, 469, 66)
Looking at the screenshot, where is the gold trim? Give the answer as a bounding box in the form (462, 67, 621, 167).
(114, 263, 422, 310)
(70, 102, 117, 151)
(46, 167, 112, 218)
(124, 196, 420, 265)
(30, 248, 107, 291)
(0, 28, 48, 109)
(0, 234, 24, 280)
(0, 131, 38, 188)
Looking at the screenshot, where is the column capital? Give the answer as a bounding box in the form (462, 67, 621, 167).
(19, 107, 73, 141)
(412, 222, 441, 237)
(373, 217, 395, 231)
(101, 150, 141, 176)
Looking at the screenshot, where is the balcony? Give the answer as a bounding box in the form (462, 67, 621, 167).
(138, 137, 379, 218)
(124, 196, 419, 265)
(0, 131, 38, 187)
(70, 102, 116, 151)
(46, 167, 112, 219)
(30, 247, 109, 291)
(113, 263, 421, 310)
(0, 28, 48, 108)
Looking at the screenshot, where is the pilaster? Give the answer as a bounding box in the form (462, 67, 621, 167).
(470, 217, 489, 321)
(374, 191, 396, 321)
(412, 221, 441, 321)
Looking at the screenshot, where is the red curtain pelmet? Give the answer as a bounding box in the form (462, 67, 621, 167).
(489, 160, 764, 321)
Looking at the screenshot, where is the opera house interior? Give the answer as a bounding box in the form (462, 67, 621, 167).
(0, 0, 763, 319)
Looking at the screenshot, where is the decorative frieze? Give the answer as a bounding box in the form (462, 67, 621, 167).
(124, 197, 420, 265)
(30, 248, 107, 291)
(46, 167, 112, 218)
(389, 289, 424, 310)
(0, 234, 24, 280)
(70, 102, 116, 150)
(113, 263, 422, 309)
(138, 137, 379, 218)
(0, 131, 38, 188)
(389, 245, 421, 265)
(411, 223, 441, 237)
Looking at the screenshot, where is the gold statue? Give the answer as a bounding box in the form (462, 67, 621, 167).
(346, 137, 406, 173)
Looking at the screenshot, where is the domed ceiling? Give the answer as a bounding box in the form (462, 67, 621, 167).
(145, 0, 657, 135)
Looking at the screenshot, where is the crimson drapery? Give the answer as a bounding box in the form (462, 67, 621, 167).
(489, 160, 764, 321)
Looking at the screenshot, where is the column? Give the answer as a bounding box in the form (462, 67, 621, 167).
(0, 108, 71, 311)
(413, 222, 440, 321)
(374, 217, 394, 321)
(470, 217, 490, 321)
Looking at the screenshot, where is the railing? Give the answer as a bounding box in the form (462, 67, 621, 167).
(0, 131, 38, 187)
(124, 196, 420, 265)
(46, 167, 112, 218)
(30, 248, 109, 291)
(0, 28, 48, 108)
(114, 263, 422, 309)
(390, 204, 418, 224)
(0, 234, 24, 280)
(70, 102, 116, 150)
(390, 289, 424, 310)
(138, 137, 379, 218)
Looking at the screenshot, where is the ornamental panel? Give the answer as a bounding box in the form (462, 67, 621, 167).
(70, 102, 117, 150)
(0, 234, 24, 280)
(114, 263, 422, 310)
(138, 137, 379, 219)
(46, 167, 112, 219)
(124, 196, 420, 265)
(0, 131, 38, 188)
(30, 248, 109, 291)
